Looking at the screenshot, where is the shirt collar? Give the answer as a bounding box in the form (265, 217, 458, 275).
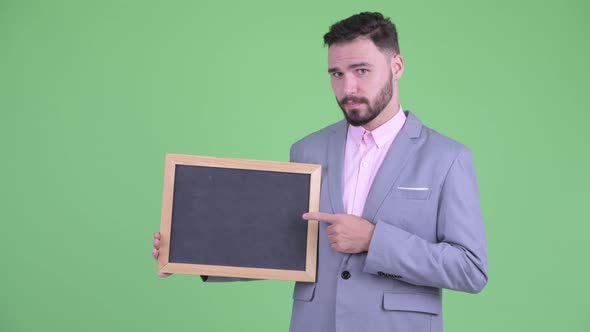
(347, 105, 407, 149)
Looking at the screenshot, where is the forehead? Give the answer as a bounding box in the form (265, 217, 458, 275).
(327, 38, 387, 68)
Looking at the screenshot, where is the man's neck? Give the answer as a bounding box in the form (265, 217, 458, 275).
(362, 100, 400, 131)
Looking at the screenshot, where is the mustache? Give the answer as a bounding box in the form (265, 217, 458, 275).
(340, 96, 369, 105)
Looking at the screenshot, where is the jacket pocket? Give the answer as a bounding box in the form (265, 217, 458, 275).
(292, 282, 316, 301)
(391, 187, 432, 200)
(382, 291, 441, 315)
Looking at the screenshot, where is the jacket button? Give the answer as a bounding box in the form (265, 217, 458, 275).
(341, 271, 351, 280)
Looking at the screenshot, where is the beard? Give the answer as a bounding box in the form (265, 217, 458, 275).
(338, 72, 393, 127)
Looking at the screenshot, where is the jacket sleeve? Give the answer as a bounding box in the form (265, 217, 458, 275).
(290, 141, 304, 163)
(362, 147, 488, 293)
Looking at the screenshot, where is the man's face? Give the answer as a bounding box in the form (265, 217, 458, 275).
(328, 38, 396, 127)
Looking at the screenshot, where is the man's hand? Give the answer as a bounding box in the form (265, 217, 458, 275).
(152, 232, 173, 278)
(302, 212, 375, 254)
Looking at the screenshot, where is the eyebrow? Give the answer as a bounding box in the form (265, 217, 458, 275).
(328, 62, 373, 73)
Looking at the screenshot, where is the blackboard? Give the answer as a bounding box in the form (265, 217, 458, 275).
(157, 154, 321, 282)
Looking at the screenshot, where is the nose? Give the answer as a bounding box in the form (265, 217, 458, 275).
(343, 75, 359, 95)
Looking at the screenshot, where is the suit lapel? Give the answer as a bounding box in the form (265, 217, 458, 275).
(327, 121, 347, 214)
(362, 111, 424, 223)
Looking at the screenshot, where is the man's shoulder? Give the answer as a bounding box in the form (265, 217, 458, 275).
(422, 124, 468, 151)
(289, 120, 345, 163)
(417, 117, 473, 163)
(289, 112, 473, 162)
(291, 119, 346, 149)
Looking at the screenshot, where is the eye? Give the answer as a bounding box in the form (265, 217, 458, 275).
(331, 72, 343, 78)
(356, 68, 369, 75)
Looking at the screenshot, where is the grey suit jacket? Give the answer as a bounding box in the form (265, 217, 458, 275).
(288, 111, 488, 332)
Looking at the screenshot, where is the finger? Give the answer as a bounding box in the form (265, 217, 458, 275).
(152, 249, 159, 259)
(327, 223, 340, 234)
(158, 272, 172, 278)
(327, 235, 337, 244)
(303, 212, 339, 223)
(154, 232, 161, 240)
(326, 224, 338, 236)
(331, 243, 342, 252)
(153, 238, 160, 249)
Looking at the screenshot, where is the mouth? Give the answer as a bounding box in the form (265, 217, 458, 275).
(344, 101, 364, 108)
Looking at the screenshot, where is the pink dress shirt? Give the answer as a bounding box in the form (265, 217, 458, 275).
(342, 107, 407, 216)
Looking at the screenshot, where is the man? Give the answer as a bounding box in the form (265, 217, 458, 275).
(153, 12, 488, 332)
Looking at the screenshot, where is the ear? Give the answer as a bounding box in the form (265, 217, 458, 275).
(390, 54, 404, 81)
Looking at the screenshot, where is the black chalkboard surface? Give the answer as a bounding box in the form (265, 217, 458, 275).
(158, 154, 321, 282)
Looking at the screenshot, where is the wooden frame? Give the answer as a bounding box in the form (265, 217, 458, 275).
(158, 153, 321, 282)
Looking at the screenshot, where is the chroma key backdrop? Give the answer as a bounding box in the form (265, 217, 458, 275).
(1, 0, 589, 331)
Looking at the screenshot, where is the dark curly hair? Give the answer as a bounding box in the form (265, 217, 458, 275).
(323, 12, 400, 55)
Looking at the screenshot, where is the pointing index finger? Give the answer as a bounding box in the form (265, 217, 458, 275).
(302, 212, 339, 224)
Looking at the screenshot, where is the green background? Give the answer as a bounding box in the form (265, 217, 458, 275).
(1, 0, 589, 331)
